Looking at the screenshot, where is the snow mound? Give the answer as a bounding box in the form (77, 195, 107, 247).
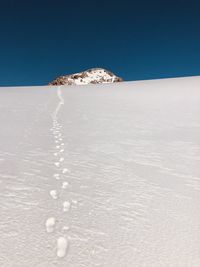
(49, 68, 123, 86)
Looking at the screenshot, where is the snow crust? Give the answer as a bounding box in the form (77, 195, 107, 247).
(0, 76, 200, 266)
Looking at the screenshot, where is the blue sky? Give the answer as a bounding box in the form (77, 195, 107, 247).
(0, 0, 200, 86)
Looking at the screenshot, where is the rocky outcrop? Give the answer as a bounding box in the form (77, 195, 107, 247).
(49, 68, 123, 86)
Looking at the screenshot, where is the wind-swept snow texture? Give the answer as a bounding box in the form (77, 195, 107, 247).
(0, 77, 200, 266)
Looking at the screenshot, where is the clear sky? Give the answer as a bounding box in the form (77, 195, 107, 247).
(0, 0, 200, 86)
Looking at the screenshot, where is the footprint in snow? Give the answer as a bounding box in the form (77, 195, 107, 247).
(56, 237, 68, 258)
(55, 162, 60, 167)
(62, 168, 70, 174)
(63, 201, 71, 212)
(54, 173, 60, 180)
(59, 157, 64, 162)
(45, 217, 56, 233)
(62, 181, 69, 189)
(50, 190, 58, 199)
(62, 226, 70, 231)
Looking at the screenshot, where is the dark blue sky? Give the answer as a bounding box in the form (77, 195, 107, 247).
(0, 0, 200, 86)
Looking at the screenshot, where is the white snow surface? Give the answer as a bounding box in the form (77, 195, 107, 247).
(0, 77, 200, 266)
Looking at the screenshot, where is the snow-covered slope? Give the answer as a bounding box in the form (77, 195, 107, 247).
(0, 77, 200, 266)
(49, 68, 123, 85)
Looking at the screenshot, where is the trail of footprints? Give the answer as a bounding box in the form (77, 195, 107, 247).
(45, 87, 75, 259)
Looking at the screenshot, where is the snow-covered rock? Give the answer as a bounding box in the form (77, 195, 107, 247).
(49, 68, 123, 86)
